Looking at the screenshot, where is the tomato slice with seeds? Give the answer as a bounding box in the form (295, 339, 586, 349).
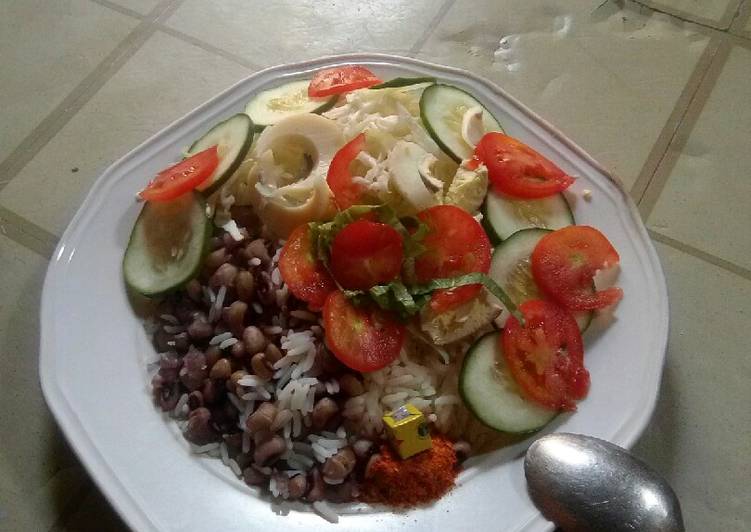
(278, 224, 336, 310)
(308, 66, 383, 98)
(531, 225, 623, 311)
(474, 133, 574, 199)
(138, 146, 219, 202)
(502, 299, 589, 411)
(414, 205, 492, 313)
(330, 219, 404, 290)
(323, 290, 405, 372)
(327, 133, 367, 210)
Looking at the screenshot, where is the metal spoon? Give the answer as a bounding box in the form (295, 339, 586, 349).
(524, 433, 685, 532)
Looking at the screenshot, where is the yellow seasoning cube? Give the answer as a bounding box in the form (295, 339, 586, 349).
(383, 403, 432, 459)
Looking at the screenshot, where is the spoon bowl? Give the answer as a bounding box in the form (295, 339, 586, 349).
(524, 433, 684, 532)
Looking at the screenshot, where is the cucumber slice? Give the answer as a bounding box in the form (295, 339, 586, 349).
(370, 76, 436, 89)
(189, 113, 253, 196)
(460, 332, 557, 433)
(420, 84, 503, 163)
(489, 228, 592, 331)
(482, 191, 574, 244)
(123, 192, 210, 297)
(244, 80, 337, 127)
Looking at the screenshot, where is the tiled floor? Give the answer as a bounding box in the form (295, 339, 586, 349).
(0, 0, 749, 530)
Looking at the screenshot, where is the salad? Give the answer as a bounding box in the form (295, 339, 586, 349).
(124, 65, 623, 521)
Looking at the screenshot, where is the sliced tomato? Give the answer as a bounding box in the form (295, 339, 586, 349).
(278, 224, 336, 310)
(323, 290, 405, 372)
(330, 220, 404, 290)
(308, 66, 383, 98)
(474, 133, 574, 199)
(531, 225, 623, 311)
(502, 299, 589, 411)
(327, 133, 367, 210)
(138, 146, 219, 202)
(414, 205, 491, 313)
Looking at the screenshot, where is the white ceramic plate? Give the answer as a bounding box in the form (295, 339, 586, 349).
(40, 54, 668, 532)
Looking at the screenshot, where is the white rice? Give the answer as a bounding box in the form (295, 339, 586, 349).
(312, 501, 339, 524)
(159, 313, 179, 324)
(219, 337, 239, 350)
(249, 257, 262, 267)
(190, 442, 220, 454)
(210, 331, 233, 346)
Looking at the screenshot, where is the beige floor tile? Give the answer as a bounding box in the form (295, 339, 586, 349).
(643, 0, 737, 25)
(648, 45, 751, 268)
(108, 0, 160, 15)
(0, 0, 138, 164)
(633, 242, 751, 530)
(0, 30, 252, 237)
(164, 0, 446, 67)
(0, 236, 90, 530)
(60, 489, 127, 531)
(417, 0, 709, 189)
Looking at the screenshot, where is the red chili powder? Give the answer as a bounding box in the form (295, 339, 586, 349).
(359, 435, 458, 507)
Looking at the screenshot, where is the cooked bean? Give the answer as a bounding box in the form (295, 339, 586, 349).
(185, 279, 203, 302)
(223, 230, 248, 251)
(154, 377, 180, 412)
(179, 347, 207, 391)
(288, 474, 307, 500)
(209, 358, 232, 380)
(311, 398, 339, 430)
(184, 407, 218, 445)
(173, 299, 198, 323)
(204, 345, 222, 368)
(306, 468, 325, 502)
(322, 447, 356, 484)
(236, 270, 255, 302)
(157, 352, 182, 383)
(253, 435, 286, 466)
(172, 332, 190, 354)
(223, 301, 247, 337)
(246, 402, 277, 434)
(187, 391, 203, 410)
(209, 236, 223, 251)
(230, 340, 246, 359)
(339, 373, 364, 397)
(269, 409, 293, 433)
(246, 239, 270, 264)
(187, 314, 213, 341)
(153, 328, 173, 352)
(453, 441, 471, 462)
(243, 466, 267, 487)
(201, 378, 221, 405)
(211, 263, 239, 288)
(242, 326, 267, 354)
(228, 369, 247, 395)
(264, 343, 282, 364)
(250, 352, 273, 381)
(204, 247, 230, 273)
(209, 399, 236, 433)
(364, 453, 380, 479)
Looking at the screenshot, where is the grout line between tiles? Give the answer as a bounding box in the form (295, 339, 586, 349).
(0, 206, 58, 260)
(637, 38, 732, 220)
(649, 229, 751, 281)
(155, 24, 262, 70)
(0, 0, 178, 195)
(629, 0, 739, 31)
(87, 0, 146, 20)
(729, 0, 751, 36)
(407, 0, 456, 56)
(630, 33, 723, 203)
